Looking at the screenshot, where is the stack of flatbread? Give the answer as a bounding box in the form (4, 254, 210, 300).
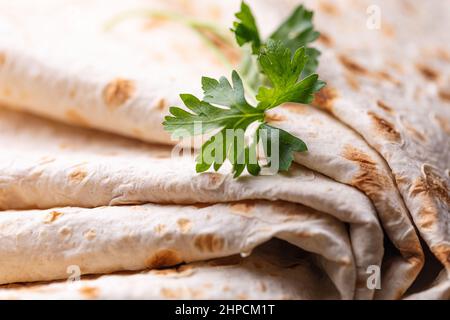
(0, 0, 448, 300)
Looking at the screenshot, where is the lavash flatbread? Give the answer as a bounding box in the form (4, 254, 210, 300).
(0, 108, 385, 299)
(0, 202, 355, 299)
(289, 0, 450, 288)
(0, 240, 341, 300)
(0, 0, 424, 298)
(0, 0, 447, 299)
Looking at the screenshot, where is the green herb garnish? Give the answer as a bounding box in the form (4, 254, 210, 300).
(163, 1, 325, 178)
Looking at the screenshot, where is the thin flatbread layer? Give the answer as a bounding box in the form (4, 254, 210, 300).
(291, 0, 450, 283)
(0, 108, 385, 299)
(0, 240, 340, 300)
(0, 203, 354, 299)
(0, 0, 425, 298)
(0, 0, 446, 298)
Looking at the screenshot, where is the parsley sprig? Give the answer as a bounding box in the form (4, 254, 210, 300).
(163, 1, 325, 178)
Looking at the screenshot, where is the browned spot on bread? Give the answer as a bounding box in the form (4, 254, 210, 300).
(209, 255, 242, 267)
(230, 201, 255, 217)
(416, 64, 439, 81)
(318, 32, 333, 47)
(177, 218, 192, 233)
(283, 103, 309, 114)
(312, 86, 338, 112)
(236, 293, 249, 300)
(197, 27, 241, 65)
(103, 78, 135, 109)
(403, 122, 426, 142)
(410, 166, 450, 206)
(401, 0, 416, 13)
(0, 52, 5, 66)
(153, 224, 166, 234)
(203, 172, 225, 188)
(415, 205, 437, 230)
(436, 48, 450, 63)
(79, 286, 99, 299)
(66, 109, 89, 126)
(58, 226, 72, 237)
(68, 168, 88, 182)
(339, 56, 368, 75)
(343, 145, 377, 167)
(393, 173, 409, 187)
(374, 70, 401, 85)
(146, 249, 182, 269)
(143, 16, 169, 30)
(438, 90, 450, 102)
(79, 286, 100, 299)
(431, 244, 450, 268)
(342, 145, 392, 198)
(381, 23, 395, 38)
(43, 211, 63, 224)
(188, 288, 204, 299)
(156, 98, 166, 110)
(83, 229, 97, 240)
(344, 73, 360, 91)
(435, 115, 450, 134)
(376, 100, 394, 113)
(160, 287, 180, 299)
(319, 1, 339, 15)
(194, 234, 224, 253)
(265, 112, 287, 122)
(367, 111, 401, 142)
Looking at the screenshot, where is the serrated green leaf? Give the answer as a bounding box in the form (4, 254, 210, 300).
(163, 2, 325, 179)
(269, 4, 320, 75)
(260, 123, 307, 171)
(231, 1, 261, 54)
(256, 40, 325, 110)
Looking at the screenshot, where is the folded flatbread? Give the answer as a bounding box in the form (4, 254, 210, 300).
(0, 200, 357, 292)
(0, 107, 394, 299)
(0, 0, 448, 299)
(0, 240, 341, 300)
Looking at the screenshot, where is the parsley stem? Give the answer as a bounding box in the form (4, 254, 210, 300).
(104, 9, 235, 70)
(104, 8, 260, 101)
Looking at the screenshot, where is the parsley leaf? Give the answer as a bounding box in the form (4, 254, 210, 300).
(232, 1, 261, 54)
(234, 2, 321, 93)
(269, 5, 320, 76)
(256, 40, 325, 110)
(164, 71, 264, 138)
(163, 38, 324, 177)
(260, 123, 307, 171)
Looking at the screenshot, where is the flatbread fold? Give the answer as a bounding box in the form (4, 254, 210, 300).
(0, 0, 448, 299)
(0, 240, 341, 300)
